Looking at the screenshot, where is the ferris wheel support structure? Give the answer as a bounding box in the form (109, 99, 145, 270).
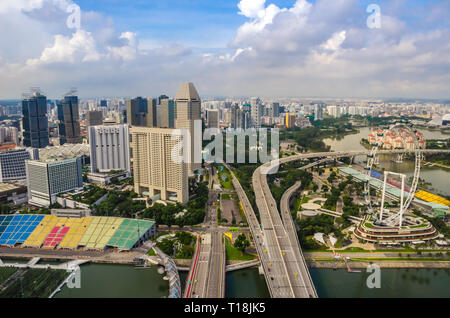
(363, 123, 422, 225)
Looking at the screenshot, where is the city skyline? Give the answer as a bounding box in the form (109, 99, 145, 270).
(0, 0, 450, 99)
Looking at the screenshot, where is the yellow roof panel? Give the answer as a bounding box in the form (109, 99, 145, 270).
(78, 217, 123, 250)
(23, 215, 58, 247)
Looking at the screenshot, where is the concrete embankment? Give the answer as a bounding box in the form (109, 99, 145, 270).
(307, 261, 450, 269)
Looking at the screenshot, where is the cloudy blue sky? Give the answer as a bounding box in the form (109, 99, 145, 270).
(0, 0, 449, 99)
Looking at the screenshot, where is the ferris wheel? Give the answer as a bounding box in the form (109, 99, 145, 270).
(363, 122, 423, 224)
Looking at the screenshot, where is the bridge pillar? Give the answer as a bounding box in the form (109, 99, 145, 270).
(258, 265, 264, 275)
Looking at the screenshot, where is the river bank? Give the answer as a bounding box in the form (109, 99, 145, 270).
(307, 260, 450, 269)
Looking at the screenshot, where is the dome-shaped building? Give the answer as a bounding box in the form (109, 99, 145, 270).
(442, 114, 450, 126)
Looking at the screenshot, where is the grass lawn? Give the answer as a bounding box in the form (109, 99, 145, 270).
(221, 193, 231, 200)
(218, 166, 234, 190)
(0, 267, 18, 285)
(0, 269, 69, 298)
(225, 238, 255, 261)
(147, 249, 156, 256)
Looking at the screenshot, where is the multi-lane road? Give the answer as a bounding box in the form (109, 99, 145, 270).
(253, 165, 318, 298)
(185, 168, 226, 298)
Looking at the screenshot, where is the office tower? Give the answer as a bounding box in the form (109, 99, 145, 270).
(146, 98, 157, 127)
(160, 98, 176, 128)
(22, 92, 49, 148)
(58, 95, 82, 144)
(0, 126, 18, 145)
(271, 102, 280, 118)
(207, 109, 219, 128)
(122, 109, 128, 124)
(100, 100, 107, 107)
(250, 97, 263, 128)
(0, 148, 33, 182)
(10, 127, 18, 145)
(286, 113, 296, 128)
(131, 126, 188, 204)
(26, 158, 83, 207)
(89, 124, 131, 173)
(158, 95, 169, 105)
(86, 110, 103, 126)
(314, 104, 323, 121)
(230, 104, 239, 129)
(327, 105, 339, 118)
(243, 109, 252, 130)
(126, 97, 148, 127)
(175, 82, 202, 174)
(223, 109, 231, 126)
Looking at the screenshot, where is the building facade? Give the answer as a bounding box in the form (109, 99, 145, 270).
(22, 92, 49, 148)
(250, 97, 263, 128)
(160, 98, 176, 128)
(175, 82, 202, 174)
(89, 124, 131, 173)
(58, 95, 82, 144)
(26, 158, 83, 207)
(86, 110, 103, 127)
(126, 97, 157, 128)
(0, 148, 33, 182)
(207, 109, 219, 128)
(131, 126, 188, 204)
(126, 97, 148, 127)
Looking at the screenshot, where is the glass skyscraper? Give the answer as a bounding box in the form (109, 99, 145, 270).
(58, 95, 82, 144)
(22, 92, 49, 148)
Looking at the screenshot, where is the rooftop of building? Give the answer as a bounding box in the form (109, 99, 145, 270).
(175, 82, 200, 101)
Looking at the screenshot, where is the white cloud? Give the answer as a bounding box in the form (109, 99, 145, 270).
(107, 32, 137, 61)
(321, 31, 346, 51)
(237, 0, 266, 19)
(0, 0, 450, 99)
(27, 29, 101, 65)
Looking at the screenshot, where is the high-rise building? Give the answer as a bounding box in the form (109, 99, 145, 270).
(160, 98, 176, 128)
(230, 104, 241, 129)
(146, 98, 157, 128)
(89, 124, 131, 173)
(22, 92, 49, 148)
(271, 102, 280, 118)
(58, 95, 82, 144)
(158, 95, 169, 105)
(126, 97, 148, 127)
(86, 110, 103, 126)
(207, 109, 219, 128)
(131, 126, 188, 204)
(250, 97, 263, 128)
(0, 148, 33, 182)
(126, 97, 157, 128)
(26, 158, 83, 207)
(286, 113, 296, 128)
(0, 126, 18, 145)
(175, 82, 202, 174)
(314, 104, 323, 121)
